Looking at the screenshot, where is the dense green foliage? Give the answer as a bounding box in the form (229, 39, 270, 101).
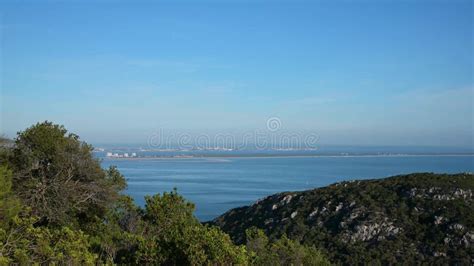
(246, 227, 330, 266)
(8, 122, 126, 226)
(0, 122, 329, 265)
(213, 173, 474, 264)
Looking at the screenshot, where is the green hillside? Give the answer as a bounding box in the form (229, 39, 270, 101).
(212, 173, 474, 264)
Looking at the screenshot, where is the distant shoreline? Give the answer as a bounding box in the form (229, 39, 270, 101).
(102, 153, 474, 160)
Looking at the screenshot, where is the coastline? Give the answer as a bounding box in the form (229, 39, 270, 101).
(101, 153, 474, 160)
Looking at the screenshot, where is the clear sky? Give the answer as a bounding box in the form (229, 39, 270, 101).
(1, 0, 472, 147)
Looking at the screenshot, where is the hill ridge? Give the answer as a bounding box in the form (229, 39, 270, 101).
(212, 172, 474, 264)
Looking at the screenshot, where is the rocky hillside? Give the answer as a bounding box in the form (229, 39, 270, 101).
(212, 173, 474, 264)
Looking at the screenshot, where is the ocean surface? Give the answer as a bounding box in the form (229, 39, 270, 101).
(101, 155, 474, 221)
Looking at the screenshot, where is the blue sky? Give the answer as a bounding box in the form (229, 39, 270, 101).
(1, 1, 472, 146)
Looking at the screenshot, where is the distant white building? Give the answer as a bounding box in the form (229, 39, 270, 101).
(131, 152, 137, 157)
(106, 152, 113, 157)
(124, 153, 129, 157)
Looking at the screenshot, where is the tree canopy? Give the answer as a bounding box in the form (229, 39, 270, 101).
(0, 121, 330, 265)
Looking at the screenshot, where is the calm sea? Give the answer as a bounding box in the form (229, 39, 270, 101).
(101, 155, 474, 221)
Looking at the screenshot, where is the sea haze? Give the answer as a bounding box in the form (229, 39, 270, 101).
(98, 147, 474, 221)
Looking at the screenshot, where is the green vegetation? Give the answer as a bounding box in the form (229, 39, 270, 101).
(246, 227, 330, 266)
(213, 173, 474, 264)
(0, 121, 329, 265)
(4, 121, 471, 264)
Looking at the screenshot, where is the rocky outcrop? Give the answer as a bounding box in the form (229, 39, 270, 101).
(212, 173, 474, 264)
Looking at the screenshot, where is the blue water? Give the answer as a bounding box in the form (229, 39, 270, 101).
(101, 155, 474, 221)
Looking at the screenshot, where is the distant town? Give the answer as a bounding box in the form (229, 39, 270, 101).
(106, 152, 138, 158)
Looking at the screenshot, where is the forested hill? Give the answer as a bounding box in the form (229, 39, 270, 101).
(212, 173, 474, 264)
